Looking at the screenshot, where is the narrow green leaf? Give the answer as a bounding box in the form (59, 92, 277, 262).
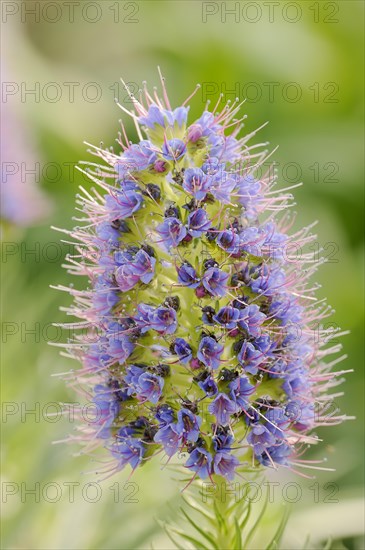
(169, 526, 210, 550)
(244, 487, 269, 547)
(182, 494, 216, 523)
(213, 499, 226, 529)
(239, 501, 251, 532)
(322, 538, 333, 550)
(162, 524, 187, 550)
(180, 507, 219, 550)
(234, 517, 243, 550)
(265, 507, 290, 550)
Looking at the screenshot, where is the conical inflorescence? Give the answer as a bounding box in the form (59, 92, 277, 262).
(57, 73, 348, 482)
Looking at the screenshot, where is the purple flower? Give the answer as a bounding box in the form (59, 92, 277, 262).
(136, 372, 164, 404)
(237, 341, 264, 375)
(125, 365, 145, 392)
(183, 168, 212, 200)
(208, 393, 238, 425)
(201, 157, 223, 176)
(177, 262, 200, 288)
(238, 305, 266, 337)
(156, 217, 187, 249)
(154, 424, 181, 456)
(256, 442, 292, 467)
(110, 437, 145, 470)
(239, 226, 266, 256)
(197, 336, 224, 370)
(210, 174, 236, 204)
(264, 407, 291, 438)
(185, 447, 213, 479)
(129, 249, 156, 284)
(115, 140, 157, 176)
(235, 174, 262, 219)
(270, 296, 303, 325)
(60, 75, 346, 482)
(162, 139, 186, 161)
(105, 191, 143, 220)
(155, 404, 175, 426)
(237, 341, 265, 374)
(106, 333, 134, 364)
(92, 384, 120, 438)
(250, 266, 286, 297)
(229, 377, 255, 410)
(212, 426, 234, 451)
(213, 306, 240, 329)
(216, 230, 241, 255)
(149, 306, 177, 334)
(92, 278, 119, 316)
(136, 304, 177, 335)
(247, 424, 276, 454)
(138, 105, 189, 129)
(176, 408, 202, 442)
(115, 263, 140, 292)
(96, 222, 125, 247)
(198, 375, 218, 396)
(213, 451, 240, 480)
(202, 267, 229, 297)
(173, 338, 193, 363)
(187, 124, 203, 142)
(187, 208, 212, 237)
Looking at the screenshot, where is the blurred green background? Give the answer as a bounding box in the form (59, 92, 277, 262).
(1, 1, 364, 548)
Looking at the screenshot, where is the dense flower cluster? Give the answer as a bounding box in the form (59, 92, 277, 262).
(59, 74, 348, 481)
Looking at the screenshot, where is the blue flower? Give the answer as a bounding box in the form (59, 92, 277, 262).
(216, 230, 241, 255)
(229, 376, 255, 410)
(202, 267, 229, 297)
(173, 337, 193, 363)
(213, 451, 240, 481)
(198, 375, 218, 396)
(105, 333, 134, 365)
(177, 262, 200, 288)
(115, 140, 157, 176)
(110, 436, 145, 470)
(183, 168, 212, 200)
(149, 306, 177, 335)
(155, 404, 175, 426)
(156, 217, 187, 249)
(237, 341, 264, 375)
(235, 174, 262, 219)
(210, 173, 236, 204)
(197, 336, 224, 370)
(187, 208, 212, 237)
(154, 423, 181, 456)
(212, 426, 234, 451)
(185, 447, 213, 479)
(208, 393, 238, 425)
(176, 408, 202, 442)
(105, 190, 143, 220)
(247, 424, 276, 455)
(138, 105, 189, 129)
(136, 372, 164, 404)
(256, 442, 292, 467)
(162, 139, 186, 161)
(250, 265, 286, 297)
(136, 303, 177, 335)
(92, 383, 121, 439)
(238, 305, 266, 337)
(213, 306, 240, 329)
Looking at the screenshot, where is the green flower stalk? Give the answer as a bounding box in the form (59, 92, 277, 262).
(55, 70, 350, 548)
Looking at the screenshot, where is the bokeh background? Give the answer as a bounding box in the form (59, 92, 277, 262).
(1, 1, 364, 548)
